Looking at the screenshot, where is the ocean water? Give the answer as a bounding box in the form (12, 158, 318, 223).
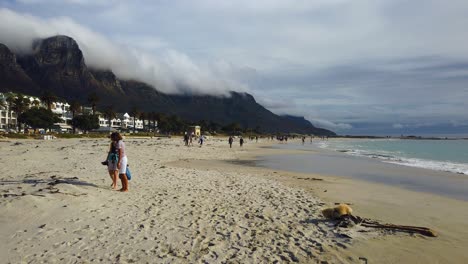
(256, 139, 468, 200)
(314, 139, 468, 175)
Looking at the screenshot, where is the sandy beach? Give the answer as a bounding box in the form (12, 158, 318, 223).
(1, 137, 468, 263)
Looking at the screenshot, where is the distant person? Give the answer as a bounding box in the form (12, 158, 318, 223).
(255, 136, 258, 143)
(183, 132, 189, 146)
(302, 136, 305, 145)
(228, 136, 233, 148)
(239, 137, 244, 147)
(189, 132, 194, 146)
(113, 132, 129, 192)
(310, 136, 313, 144)
(199, 135, 204, 147)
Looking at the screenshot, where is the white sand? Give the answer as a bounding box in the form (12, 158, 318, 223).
(0, 137, 368, 263)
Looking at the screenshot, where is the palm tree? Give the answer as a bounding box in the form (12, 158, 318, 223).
(5, 93, 16, 129)
(103, 105, 116, 130)
(69, 100, 81, 133)
(0, 97, 5, 109)
(138, 112, 147, 131)
(87, 92, 99, 115)
(150, 112, 157, 133)
(40, 90, 57, 111)
(11, 94, 30, 131)
(130, 107, 140, 134)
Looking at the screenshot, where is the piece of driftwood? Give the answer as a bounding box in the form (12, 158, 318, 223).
(336, 214, 437, 237)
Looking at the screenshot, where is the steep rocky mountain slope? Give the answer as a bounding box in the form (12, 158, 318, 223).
(0, 36, 335, 135)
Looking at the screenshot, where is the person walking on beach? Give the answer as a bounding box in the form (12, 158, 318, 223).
(199, 135, 205, 147)
(302, 136, 305, 145)
(189, 132, 194, 146)
(183, 132, 189, 146)
(104, 136, 119, 189)
(228, 136, 233, 148)
(240, 137, 244, 147)
(113, 132, 129, 192)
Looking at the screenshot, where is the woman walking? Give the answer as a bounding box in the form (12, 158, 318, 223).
(112, 132, 129, 192)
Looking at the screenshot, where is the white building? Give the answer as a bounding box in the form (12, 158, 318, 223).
(50, 102, 73, 129)
(0, 93, 18, 130)
(98, 113, 144, 131)
(0, 92, 154, 132)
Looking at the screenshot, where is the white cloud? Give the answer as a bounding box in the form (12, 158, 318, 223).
(0, 8, 245, 95)
(307, 118, 353, 131)
(16, 0, 117, 6)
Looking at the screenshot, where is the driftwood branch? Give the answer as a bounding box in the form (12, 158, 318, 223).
(336, 214, 437, 237)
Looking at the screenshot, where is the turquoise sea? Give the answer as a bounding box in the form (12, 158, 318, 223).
(256, 139, 468, 200)
(316, 139, 468, 175)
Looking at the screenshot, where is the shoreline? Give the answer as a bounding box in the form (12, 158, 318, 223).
(255, 144, 468, 201)
(171, 139, 468, 263)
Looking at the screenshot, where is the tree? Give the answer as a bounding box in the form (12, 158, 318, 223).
(69, 100, 81, 119)
(208, 121, 221, 133)
(149, 112, 158, 132)
(0, 96, 6, 109)
(69, 100, 81, 133)
(139, 112, 147, 131)
(11, 94, 30, 131)
(87, 92, 99, 115)
(103, 105, 116, 129)
(155, 113, 168, 133)
(130, 107, 140, 134)
(222, 122, 242, 134)
(72, 114, 99, 132)
(166, 115, 187, 133)
(40, 90, 57, 111)
(198, 120, 209, 133)
(4, 93, 16, 129)
(18, 108, 60, 133)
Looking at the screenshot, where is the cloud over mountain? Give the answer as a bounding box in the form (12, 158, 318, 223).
(0, 8, 246, 95)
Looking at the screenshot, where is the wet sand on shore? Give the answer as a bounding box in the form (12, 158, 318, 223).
(172, 140, 468, 263)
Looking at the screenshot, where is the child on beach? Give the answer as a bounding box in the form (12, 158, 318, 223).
(104, 137, 119, 189)
(112, 132, 129, 192)
(199, 135, 204, 147)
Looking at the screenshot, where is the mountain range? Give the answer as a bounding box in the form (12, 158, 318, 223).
(0, 35, 335, 135)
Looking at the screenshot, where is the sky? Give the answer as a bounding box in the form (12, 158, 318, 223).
(1, 0, 468, 136)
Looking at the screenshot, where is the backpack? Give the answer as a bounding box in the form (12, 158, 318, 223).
(107, 143, 119, 163)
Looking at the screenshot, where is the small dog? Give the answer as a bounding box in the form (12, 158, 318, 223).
(322, 204, 353, 219)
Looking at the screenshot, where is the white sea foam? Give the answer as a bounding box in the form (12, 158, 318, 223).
(386, 158, 468, 175)
(316, 141, 468, 175)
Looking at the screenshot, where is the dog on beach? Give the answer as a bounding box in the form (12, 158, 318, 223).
(322, 204, 353, 219)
